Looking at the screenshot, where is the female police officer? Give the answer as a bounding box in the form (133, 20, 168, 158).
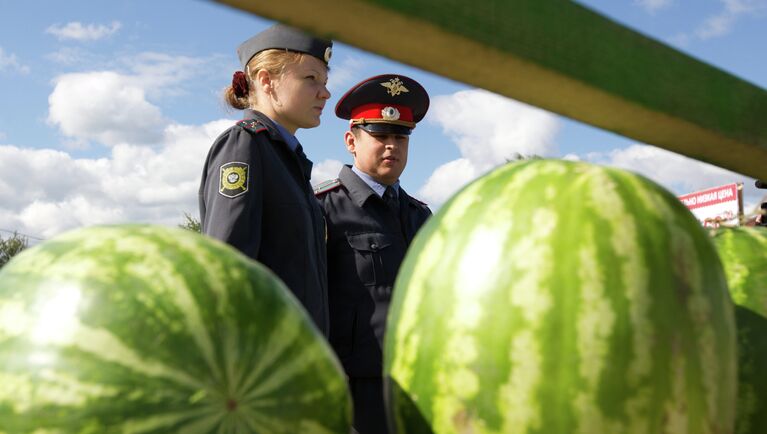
(199, 24, 332, 336)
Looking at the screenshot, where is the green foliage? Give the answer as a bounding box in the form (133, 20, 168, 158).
(0, 232, 28, 268)
(179, 212, 201, 233)
(505, 152, 543, 162)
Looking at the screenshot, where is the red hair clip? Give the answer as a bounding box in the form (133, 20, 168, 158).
(232, 71, 249, 98)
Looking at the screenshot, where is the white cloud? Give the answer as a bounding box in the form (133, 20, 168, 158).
(584, 143, 762, 206)
(46, 21, 122, 42)
(634, 0, 673, 13)
(45, 51, 214, 147)
(418, 89, 560, 207)
(311, 159, 345, 186)
(0, 119, 233, 239)
(327, 56, 365, 94)
(122, 52, 210, 98)
(668, 32, 691, 48)
(723, 0, 767, 14)
(46, 47, 92, 66)
(48, 71, 166, 146)
(417, 159, 479, 207)
(672, 0, 767, 44)
(696, 12, 737, 39)
(0, 46, 30, 74)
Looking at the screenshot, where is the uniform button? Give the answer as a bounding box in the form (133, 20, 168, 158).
(370, 243, 378, 250)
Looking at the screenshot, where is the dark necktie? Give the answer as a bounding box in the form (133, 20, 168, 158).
(383, 186, 399, 213)
(384, 186, 407, 239)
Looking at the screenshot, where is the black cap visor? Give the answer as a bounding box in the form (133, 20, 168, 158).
(355, 123, 413, 136)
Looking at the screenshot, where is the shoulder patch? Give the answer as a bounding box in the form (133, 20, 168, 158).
(237, 119, 267, 135)
(313, 178, 342, 196)
(219, 162, 249, 198)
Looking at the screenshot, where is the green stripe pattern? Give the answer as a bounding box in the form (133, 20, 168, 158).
(384, 160, 736, 434)
(0, 224, 351, 433)
(712, 227, 767, 434)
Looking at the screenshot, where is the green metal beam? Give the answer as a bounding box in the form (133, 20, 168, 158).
(216, 0, 767, 179)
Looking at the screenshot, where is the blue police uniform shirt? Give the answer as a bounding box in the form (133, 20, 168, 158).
(351, 165, 399, 198)
(272, 119, 300, 152)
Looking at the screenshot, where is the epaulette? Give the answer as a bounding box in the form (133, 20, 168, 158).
(314, 178, 342, 196)
(237, 119, 268, 134)
(408, 195, 429, 207)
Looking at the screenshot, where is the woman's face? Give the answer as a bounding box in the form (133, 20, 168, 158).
(269, 55, 330, 134)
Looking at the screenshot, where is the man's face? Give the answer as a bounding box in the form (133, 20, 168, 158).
(346, 127, 409, 185)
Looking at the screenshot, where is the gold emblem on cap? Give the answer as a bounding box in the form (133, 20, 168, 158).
(381, 106, 400, 121)
(324, 47, 332, 63)
(381, 77, 409, 97)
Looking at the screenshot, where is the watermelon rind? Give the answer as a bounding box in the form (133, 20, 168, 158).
(385, 160, 736, 434)
(0, 224, 351, 433)
(712, 226, 767, 434)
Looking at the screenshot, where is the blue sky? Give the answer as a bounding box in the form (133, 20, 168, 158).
(1, 0, 765, 241)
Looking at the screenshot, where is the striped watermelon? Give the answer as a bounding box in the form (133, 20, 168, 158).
(384, 160, 736, 434)
(0, 224, 351, 433)
(712, 226, 767, 434)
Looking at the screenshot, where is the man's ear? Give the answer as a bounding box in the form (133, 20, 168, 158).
(344, 130, 356, 156)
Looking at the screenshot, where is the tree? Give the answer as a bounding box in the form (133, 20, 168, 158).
(0, 232, 29, 269)
(179, 212, 201, 233)
(506, 152, 543, 162)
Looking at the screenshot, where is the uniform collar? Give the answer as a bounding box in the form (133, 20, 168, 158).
(244, 109, 313, 179)
(271, 120, 300, 152)
(341, 165, 406, 208)
(340, 165, 377, 207)
(243, 109, 298, 149)
(351, 165, 399, 198)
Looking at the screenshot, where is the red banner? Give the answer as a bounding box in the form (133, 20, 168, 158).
(678, 183, 738, 210)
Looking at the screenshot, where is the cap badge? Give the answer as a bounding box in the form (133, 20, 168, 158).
(381, 106, 400, 121)
(381, 77, 409, 97)
(324, 47, 333, 63)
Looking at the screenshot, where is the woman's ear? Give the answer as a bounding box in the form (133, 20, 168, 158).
(255, 69, 273, 95)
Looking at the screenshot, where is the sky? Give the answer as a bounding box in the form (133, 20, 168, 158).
(1, 0, 766, 243)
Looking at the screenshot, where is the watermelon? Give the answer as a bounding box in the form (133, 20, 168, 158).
(0, 224, 351, 433)
(712, 226, 767, 434)
(384, 160, 736, 434)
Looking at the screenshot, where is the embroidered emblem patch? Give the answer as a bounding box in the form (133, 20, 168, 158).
(324, 46, 333, 63)
(381, 77, 409, 97)
(219, 162, 249, 198)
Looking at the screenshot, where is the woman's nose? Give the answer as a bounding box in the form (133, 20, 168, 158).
(319, 84, 331, 100)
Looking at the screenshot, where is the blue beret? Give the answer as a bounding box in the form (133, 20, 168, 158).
(237, 24, 333, 69)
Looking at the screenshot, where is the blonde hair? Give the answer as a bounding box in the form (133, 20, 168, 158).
(224, 49, 305, 110)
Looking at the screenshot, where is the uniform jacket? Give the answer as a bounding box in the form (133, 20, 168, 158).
(316, 165, 431, 377)
(199, 109, 329, 336)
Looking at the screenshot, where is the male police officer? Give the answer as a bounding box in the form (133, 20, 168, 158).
(314, 74, 432, 433)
